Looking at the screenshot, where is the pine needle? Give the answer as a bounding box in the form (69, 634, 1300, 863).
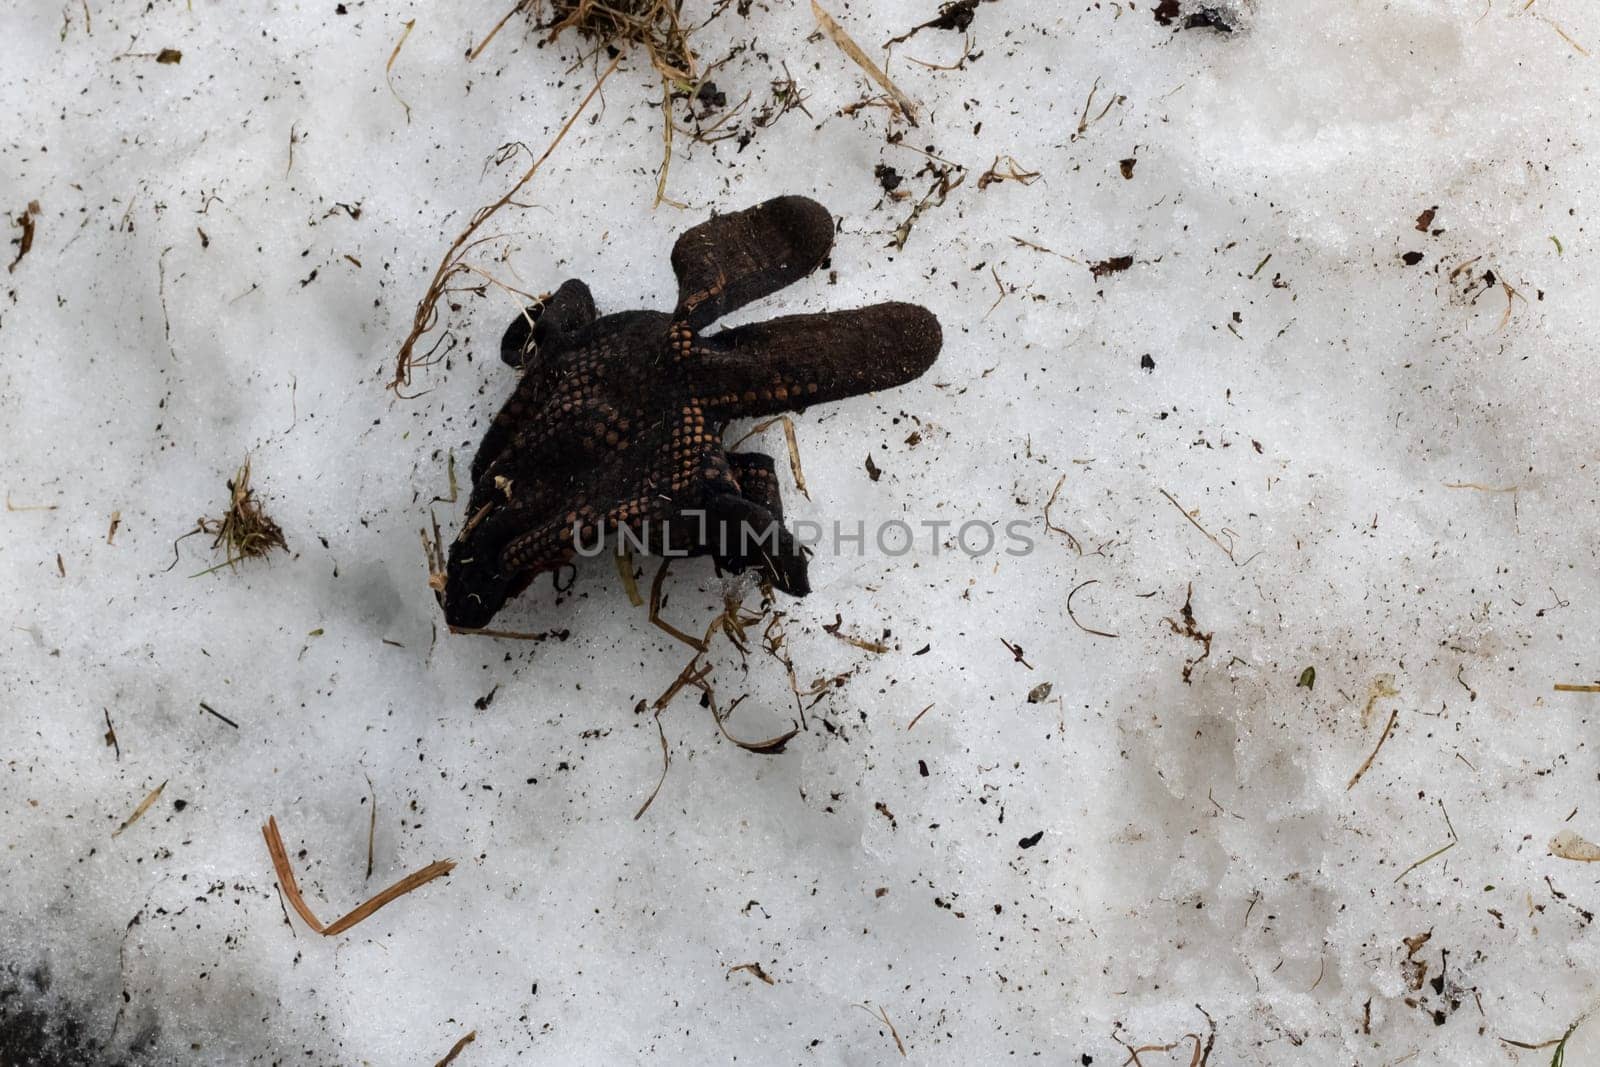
(261, 815, 454, 936)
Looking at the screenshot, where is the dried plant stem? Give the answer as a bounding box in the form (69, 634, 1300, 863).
(469, 1, 528, 60)
(1346, 708, 1399, 791)
(391, 56, 619, 392)
(386, 19, 416, 123)
(812, 1, 919, 125)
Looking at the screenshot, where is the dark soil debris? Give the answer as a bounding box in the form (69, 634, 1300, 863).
(1184, 7, 1234, 32)
(1090, 255, 1133, 279)
(8, 201, 38, 273)
(1155, 0, 1236, 32)
(887, 0, 991, 47)
(1164, 584, 1213, 684)
(0, 963, 156, 1066)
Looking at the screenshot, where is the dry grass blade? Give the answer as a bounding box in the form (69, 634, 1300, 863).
(715, 711, 799, 754)
(906, 702, 934, 730)
(731, 416, 809, 499)
(434, 1030, 477, 1067)
(1159, 487, 1259, 567)
(890, 168, 964, 250)
(261, 815, 455, 936)
(1066, 579, 1119, 638)
(823, 613, 889, 653)
(1043, 474, 1083, 554)
(654, 80, 686, 209)
(386, 18, 416, 124)
(469, 0, 528, 60)
(616, 549, 644, 606)
(422, 513, 448, 595)
(728, 962, 776, 985)
(977, 154, 1040, 190)
(447, 623, 566, 641)
(856, 1001, 907, 1057)
(112, 779, 167, 837)
(391, 57, 619, 392)
(695, 671, 798, 753)
(649, 557, 709, 652)
(1537, 13, 1591, 55)
(634, 705, 673, 820)
(1555, 684, 1600, 693)
(812, 1, 920, 126)
(5, 491, 58, 512)
(829, 631, 889, 654)
(1347, 708, 1399, 791)
(779, 417, 809, 499)
(1393, 800, 1459, 883)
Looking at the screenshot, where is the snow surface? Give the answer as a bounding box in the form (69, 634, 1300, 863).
(4, 0, 1600, 1062)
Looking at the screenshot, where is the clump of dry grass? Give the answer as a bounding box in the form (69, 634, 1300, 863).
(541, 0, 697, 80)
(191, 458, 288, 574)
